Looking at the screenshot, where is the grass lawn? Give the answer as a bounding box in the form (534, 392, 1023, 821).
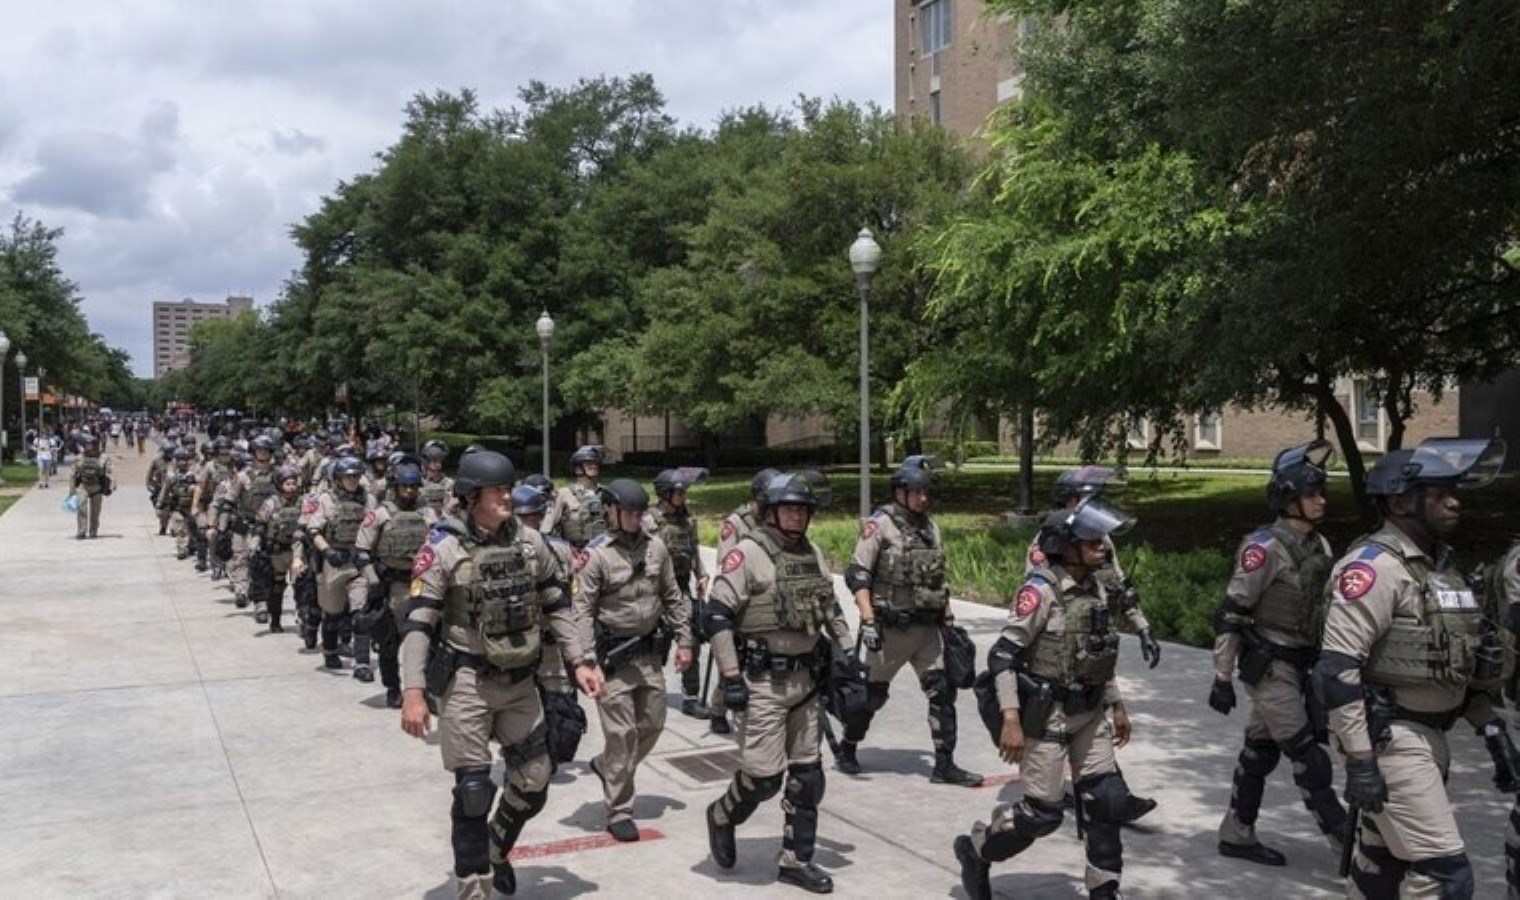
(0, 463, 40, 519)
(676, 467, 1520, 649)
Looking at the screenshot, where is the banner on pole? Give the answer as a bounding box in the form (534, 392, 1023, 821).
(24, 377, 38, 400)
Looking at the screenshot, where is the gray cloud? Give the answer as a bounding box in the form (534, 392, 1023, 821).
(270, 128, 325, 156)
(9, 103, 180, 218)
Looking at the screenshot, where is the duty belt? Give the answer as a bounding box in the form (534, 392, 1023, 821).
(1248, 632, 1318, 670)
(743, 650, 815, 675)
(1029, 676, 1103, 715)
(873, 603, 944, 628)
(452, 651, 535, 683)
(1392, 706, 1459, 732)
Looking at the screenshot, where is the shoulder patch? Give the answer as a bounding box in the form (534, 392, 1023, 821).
(720, 518, 736, 540)
(572, 548, 591, 572)
(411, 544, 436, 578)
(361, 510, 377, 527)
(1014, 585, 1041, 617)
(427, 527, 450, 545)
(721, 548, 746, 575)
(1239, 544, 1268, 574)
(301, 496, 319, 514)
(1337, 562, 1377, 601)
(861, 518, 879, 539)
(1028, 545, 1047, 567)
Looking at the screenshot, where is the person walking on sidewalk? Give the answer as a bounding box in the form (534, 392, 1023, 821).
(70, 435, 112, 539)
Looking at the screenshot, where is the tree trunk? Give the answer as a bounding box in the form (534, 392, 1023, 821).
(1381, 376, 1408, 452)
(1311, 377, 1374, 525)
(1017, 404, 1036, 514)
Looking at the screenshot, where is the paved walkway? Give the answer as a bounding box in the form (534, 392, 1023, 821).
(0, 446, 1511, 898)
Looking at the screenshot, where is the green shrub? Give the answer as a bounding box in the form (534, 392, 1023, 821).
(1118, 545, 1231, 647)
(622, 444, 854, 470)
(922, 439, 999, 462)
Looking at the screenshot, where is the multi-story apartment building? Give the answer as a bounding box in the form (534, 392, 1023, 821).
(152, 296, 253, 377)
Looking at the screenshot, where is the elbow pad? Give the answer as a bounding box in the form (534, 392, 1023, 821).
(843, 564, 873, 593)
(1311, 650, 1363, 710)
(986, 636, 1023, 676)
(702, 602, 735, 637)
(1212, 599, 1250, 636)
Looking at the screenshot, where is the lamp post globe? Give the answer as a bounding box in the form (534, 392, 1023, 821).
(536, 310, 554, 477)
(848, 228, 881, 521)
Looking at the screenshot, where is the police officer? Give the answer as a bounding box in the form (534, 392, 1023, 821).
(70, 434, 112, 539)
(1210, 440, 1348, 865)
(354, 461, 430, 706)
(573, 478, 692, 840)
(707, 467, 782, 735)
(249, 466, 305, 634)
(223, 435, 279, 611)
(1314, 437, 1517, 898)
(838, 463, 981, 786)
(512, 482, 589, 769)
(649, 468, 711, 718)
(193, 438, 235, 578)
(296, 456, 374, 673)
(420, 440, 455, 517)
(157, 448, 198, 560)
(147, 444, 172, 535)
(363, 446, 390, 503)
(704, 472, 854, 894)
(397, 450, 589, 900)
(1030, 467, 1162, 669)
(956, 500, 1150, 900)
(544, 445, 607, 547)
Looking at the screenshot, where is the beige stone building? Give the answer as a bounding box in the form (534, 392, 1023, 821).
(152, 295, 254, 377)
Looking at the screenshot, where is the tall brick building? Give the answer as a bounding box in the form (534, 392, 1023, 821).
(152, 296, 254, 377)
(892, 0, 1476, 462)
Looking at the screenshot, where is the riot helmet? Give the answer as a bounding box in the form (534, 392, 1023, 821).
(599, 478, 649, 513)
(332, 457, 365, 480)
(511, 484, 551, 518)
(453, 450, 515, 499)
(570, 445, 604, 476)
(391, 463, 424, 488)
(1036, 498, 1136, 562)
(1051, 465, 1126, 506)
(1267, 439, 1333, 515)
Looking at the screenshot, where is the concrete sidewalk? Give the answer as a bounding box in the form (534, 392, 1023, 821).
(0, 446, 1511, 898)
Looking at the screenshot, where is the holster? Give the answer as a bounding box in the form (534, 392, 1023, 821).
(823, 640, 869, 720)
(425, 642, 460, 699)
(214, 528, 234, 562)
(1237, 632, 1273, 686)
(1016, 672, 1056, 741)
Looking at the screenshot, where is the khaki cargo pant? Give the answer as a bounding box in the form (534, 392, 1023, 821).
(593, 653, 668, 824)
(317, 562, 367, 615)
(1220, 658, 1314, 844)
(1350, 720, 1466, 899)
(974, 704, 1120, 893)
(865, 621, 943, 682)
(736, 667, 821, 775)
(229, 530, 251, 597)
(170, 509, 193, 556)
(440, 664, 552, 798)
(74, 488, 102, 536)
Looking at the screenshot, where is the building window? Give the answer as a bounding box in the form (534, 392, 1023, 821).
(1195, 410, 1222, 451)
(921, 0, 952, 56)
(1126, 416, 1150, 450)
(929, 90, 941, 125)
(1353, 379, 1382, 450)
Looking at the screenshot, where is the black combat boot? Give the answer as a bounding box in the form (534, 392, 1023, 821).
(1090, 880, 1123, 899)
(833, 741, 861, 775)
(386, 687, 402, 708)
(931, 750, 983, 787)
(709, 712, 732, 735)
(777, 862, 833, 894)
(954, 835, 992, 900)
(707, 801, 736, 869)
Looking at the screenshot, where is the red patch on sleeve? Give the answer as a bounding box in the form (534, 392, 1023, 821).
(301, 496, 319, 514)
(861, 519, 879, 539)
(572, 549, 590, 572)
(721, 548, 745, 575)
(361, 510, 377, 527)
(719, 519, 736, 541)
(1337, 562, 1377, 601)
(411, 545, 435, 578)
(1014, 585, 1041, 617)
(1239, 544, 1268, 574)
(1028, 545, 1047, 567)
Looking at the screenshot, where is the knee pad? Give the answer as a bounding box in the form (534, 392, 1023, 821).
(453, 768, 496, 818)
(920, 669, 950, 701)
(866, 681, 891, 712)
(1240, 738, 1281, 779)
(1084, 819, 1124, 877)
(1287, 740, 1334, 790)
(1015, 796, 1064, 839)
(543, 691, 588, 764)
(786, 762, 826, 808)
(742, 771, 785, 804)
(1278, 724, 1317, 759)
(1409, 853, 1474, 899)
(499, 782, 550, 821)
(502, 721, 549, 768)
(1076, 772, 1134, 824)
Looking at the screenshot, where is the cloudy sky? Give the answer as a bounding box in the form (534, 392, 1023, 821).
(0, 1, 891, 376)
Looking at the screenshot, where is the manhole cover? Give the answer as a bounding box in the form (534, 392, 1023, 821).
(665, 748, 743, 783)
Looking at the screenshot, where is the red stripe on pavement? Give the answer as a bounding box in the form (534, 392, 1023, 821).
(975, 772, 1021, 789)
(508, 828, 666, 860)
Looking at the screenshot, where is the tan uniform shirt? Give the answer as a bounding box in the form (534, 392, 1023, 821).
(993, 565, 1124, 711)
(543, 481, 600, 540)
(1320, 522, 1498, 756)
(302, 487, 375, 550)
(575, 531, 693, 653)
(1026, 533, 1149, 633)
(708, 529, 852, 673)
(717, 504, 758, 558)
(852, 503, 943, 601)
(220, 464, 276, 527)
(398, 516, 577, 690)
(1212, 518, 1333, 678)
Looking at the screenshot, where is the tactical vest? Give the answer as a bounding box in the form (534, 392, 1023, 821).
(325, 492, 368, 549)
(148, 459, 166, 490)
(76, 457, 104, 492)
(170, 472, 196, 513)
(444, 528, 542, 671)
(1248, 524, 1334, 647)
(420, 477, 451, 512)
(238, 467, 278, 517)
(1360, 540, 1493, 692)
(559, 483, 607, 545)
(653, 507, 698, 586)
(267, 497, 303, 549)
(1027, 568, 1121, 688)
(736, 529, 833, 636)
(874, 505, 949, 611)
(375, 503, 430, 572)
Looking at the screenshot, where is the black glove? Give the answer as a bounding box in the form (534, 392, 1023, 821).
(1139, 629, 1162, 669)
(1344, 756, 1388, 813)
(365, 581, 387, 608)
(722, 676, 749, 712)
(1208, 678, 1236, 715)
(322, 547, 345, 567)
(1118, 580, 1142, 614)
(859, 620, 884, 653)
(1481, 719, 1520, 793)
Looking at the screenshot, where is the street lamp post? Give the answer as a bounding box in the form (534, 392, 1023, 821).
(37, 367, 46, 431)
(849, 228, 882, 522)
(536, 310, 555, 478)
(14, 350, 26, 461)
(0, 330, 9, 476)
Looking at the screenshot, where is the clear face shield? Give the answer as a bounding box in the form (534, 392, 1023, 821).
(1272, 438, 1335, 476)
(1067, 498, 1137, 542)
(798, 469, 832, 509)
(1411, 437, 1507, 489)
